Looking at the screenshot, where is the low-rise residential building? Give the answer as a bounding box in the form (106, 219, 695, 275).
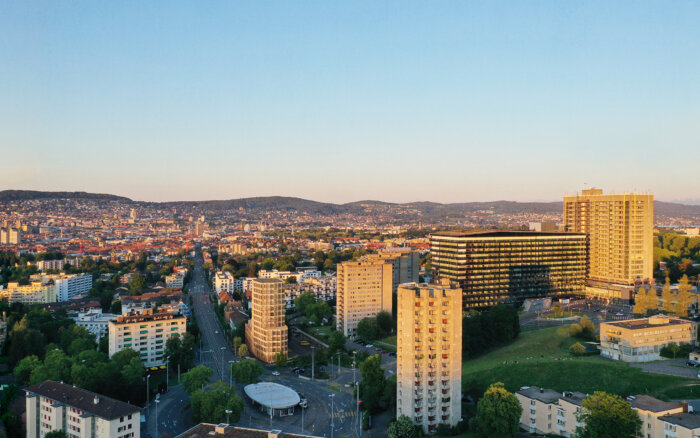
(26, 380, 140, 438)
(165, 272, 186, 289)
(630, 395, 685, 438)
(517, 388, 700, 438)
(108, 308, 186, 366)
(515, 386, 585, 436)
(600, 315, 697, 362)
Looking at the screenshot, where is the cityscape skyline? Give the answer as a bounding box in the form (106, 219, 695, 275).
(2, 2, 700, 203)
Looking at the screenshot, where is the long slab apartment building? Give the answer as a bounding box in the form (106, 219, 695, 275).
(430, 231, 587, 309)
(108, 308, 187, 367)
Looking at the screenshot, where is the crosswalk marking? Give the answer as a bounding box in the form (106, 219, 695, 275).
(330, 411, 357, 418)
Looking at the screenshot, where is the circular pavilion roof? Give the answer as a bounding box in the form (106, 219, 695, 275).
(244, 382, 301, 409)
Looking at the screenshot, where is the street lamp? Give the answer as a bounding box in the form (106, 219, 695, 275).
(146, 374, 151, 405)
(229, 360, 235, 387)
(225, 409, 232, 424)
(311, 346, 315, 381)
(329, 393, 336, 438)
(154, 398, 161, 438)
(220, 347, 226, 379)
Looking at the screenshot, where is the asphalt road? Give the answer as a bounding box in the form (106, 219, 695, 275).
(190, 243, 236, 382)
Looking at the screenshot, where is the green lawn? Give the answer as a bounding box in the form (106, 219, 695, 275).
(308, 325, 334, 342)
(462, 326, 700, 400)
(380, 336, 396, 345)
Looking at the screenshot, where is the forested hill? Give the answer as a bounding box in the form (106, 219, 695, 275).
(0, 190, 132, 202)
(1, 190, 699, 219)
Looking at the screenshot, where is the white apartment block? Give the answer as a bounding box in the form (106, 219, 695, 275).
(214, 271, 236, 294)
(108, 308, 186, 367)
(54, 274, 93, 302)
(396, 280, 462, 433)
(26, 380, 140, 438)
(336, 259, 393, 336)
(73, 310, 116, 340)
(516, 386, 585, 436)
(35, 259, 69, 271)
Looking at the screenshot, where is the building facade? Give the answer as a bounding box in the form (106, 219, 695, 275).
(108, 308, 186, 366)
(515, 386, 585, 436)
(336, 259, 393, 336)
(26, 380, 140, 438)
(600, 315, 697, 362)
(245, 278, 288, 363)
(73, 310, 116, 340)
(396, 280, 462, 433)
(564, 189, 654, 299)
(54, 274, 93, 302)
(0, 281, 57, 304)
(430, 231, 587, 310)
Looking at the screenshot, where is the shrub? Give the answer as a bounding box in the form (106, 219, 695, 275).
(570, 342, 586, 356)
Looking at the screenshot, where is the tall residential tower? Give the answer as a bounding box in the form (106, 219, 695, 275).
(245, 278, 288, 363)
(336, 259, 393, 336)
(396, 279, 462, 433)
(564, 189, 654, 300)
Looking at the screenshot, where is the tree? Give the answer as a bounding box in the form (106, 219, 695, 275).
(44, 431, 68, 438)
(231, 359, 264, 384)
(233, 337, 243, 356)
(469, 382, 522, 438)
(574, 392, 641, 438)
(376, 311, 393, 336)
(238, 343, 249, 358)
(328, 331, 346, 354)
(570, 342, 586, 356)
(578, 316, 597, 341)
(182, 365, 214, 394)
(388, 415, 417, 438)
(190, 381, 245, 424)
(14, 355, 41, 384)
(662, 277, 675, 314)
(359, 355, 386, 413)
(633, 287, 654, 315)
(294, 292, 316, 315)
(285, 276, 297, 284)
(274, 352, 286, 368)
(129, 274, 146, 296)
(675, 275, 694, 317)
(357, 317, 382, 341)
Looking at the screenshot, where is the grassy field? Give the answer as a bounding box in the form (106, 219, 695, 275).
(307, 325, 335, 342)
(380, 336, 396, 345)
(373, 336, 397, 352)
(462, 326, 700, 400)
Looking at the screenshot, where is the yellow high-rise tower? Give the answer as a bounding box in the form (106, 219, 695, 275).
(245, 278, 288, 363)
(336, 259, 393, 336)
(564, 188, 654, 300)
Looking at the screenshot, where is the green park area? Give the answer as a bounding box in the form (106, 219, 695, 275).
(462, 326, 700, 400)
(308, 325, 335, 342)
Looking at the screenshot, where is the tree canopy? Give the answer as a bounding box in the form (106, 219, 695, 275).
(574, 392, 641, 438)
(469, 382, 522, 438)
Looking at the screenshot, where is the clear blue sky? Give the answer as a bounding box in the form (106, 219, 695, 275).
(1, 1, 699, 203)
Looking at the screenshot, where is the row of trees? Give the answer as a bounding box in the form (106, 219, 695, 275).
(462, 305, 520, 358)
(654, 231, 700, 282)
(357, 311, 393, 341)
(634, 275, 695, 317)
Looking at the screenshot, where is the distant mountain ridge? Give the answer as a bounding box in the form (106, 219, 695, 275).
(1, 190, 699, 218)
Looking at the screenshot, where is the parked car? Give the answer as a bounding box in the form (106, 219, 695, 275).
(381, 350, 388, 354)
(687, 361, 699, 367)
(272, 371, 280, 376)
(366, 344, 374, 349)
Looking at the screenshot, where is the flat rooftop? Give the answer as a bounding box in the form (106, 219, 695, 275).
(516, 386, 562, 404)
(430, 230, 585, 238)
(176, 424, 321, 438)
(604, 315, 691, 331)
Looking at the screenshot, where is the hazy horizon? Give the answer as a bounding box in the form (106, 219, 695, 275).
(2, 2, 699, 203)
